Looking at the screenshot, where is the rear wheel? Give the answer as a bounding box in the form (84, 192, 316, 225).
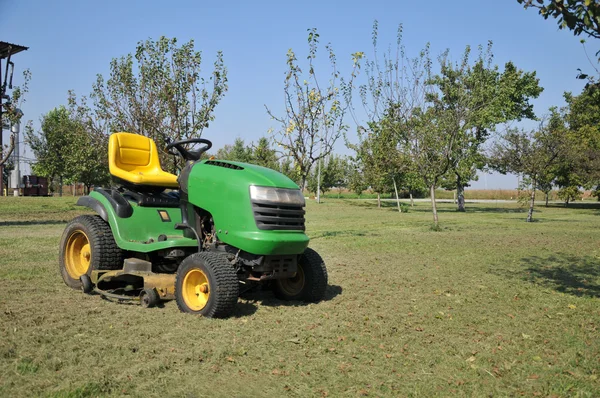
(273, 248, 328, 302)
(59, 215, 123, 290)
(175, 252, 239, 318)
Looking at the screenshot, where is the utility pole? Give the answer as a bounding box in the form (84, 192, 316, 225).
(10, 118, 21, 196)
(0, 41, 29, 196)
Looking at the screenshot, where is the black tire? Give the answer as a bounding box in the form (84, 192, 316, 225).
(175, 252, 239, 318)
(59, 215, 123, 290)
(273, 248, 328, 302)
(140, 288, 160, 308)
(80, 274, 94, 294)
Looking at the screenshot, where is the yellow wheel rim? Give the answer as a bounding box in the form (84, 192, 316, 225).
(65, 230, 91, 280)
(182, 269, 210, 311)
(278, 265, 305, 296)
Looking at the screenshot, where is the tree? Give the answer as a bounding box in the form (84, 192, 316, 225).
(562, 84, 600, 199)
(396, 106, 455, 227)
(307, 154, 347, 195)
(26, 105, 109, 195)
(252, 137, 279, 170)
(426, 44, 543, 212)
(347, 163, 369, 197)
(349, 122, 402, 208)
(489, 124, 565, 222)
(266, 28, 362, 190)
(89, 36, 228, 172)
(66, 92, 111, 192)
(279, 156, 300, 184)
(26, 107, 73, 196)
(518, 0, 600, 39)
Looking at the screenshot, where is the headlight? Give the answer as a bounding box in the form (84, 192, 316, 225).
(249, 186, 305, 206)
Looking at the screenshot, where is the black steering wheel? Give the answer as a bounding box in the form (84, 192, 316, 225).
(165, 138, 212, 162)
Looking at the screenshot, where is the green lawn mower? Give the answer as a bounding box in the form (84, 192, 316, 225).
(58, 132, 327, 318)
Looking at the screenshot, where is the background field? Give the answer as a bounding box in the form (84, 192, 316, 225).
(0, 197, 599, 397)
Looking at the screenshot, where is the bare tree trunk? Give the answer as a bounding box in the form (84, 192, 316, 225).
(430, 185, 439, 228)
(409, 191, 414, 207)
(456, 176, 465, 212)
(545, 192, 549, 207)
(73, 183, 76, 197)
(59, 176, 63, 197)
(377, 193, 381, 208)
(527, 181, 536, 222)
(393, 177, 401, 213)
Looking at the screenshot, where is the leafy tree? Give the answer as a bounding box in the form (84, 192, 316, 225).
(88, 36, 228, 172)
(215, 138, 253, 162)
(266, 28, 362, 190)
(349, 122, 402, 208)
(557, 185, 582, 204)
(518, 0, 600, 39)
(26, 105, 109, 195)
(347, 164, 369, 197)
(562, 84, 600, 199)
(279, 156, 300, 184)
(349, 21, 459, 225)
(252, 137, 279, 170)
(26, 107, 74, 196)
(68, 124, 110, 193)
(426, 44, 543, 212)
(489, 125, 566, 222)
(307, 154, 347, 195)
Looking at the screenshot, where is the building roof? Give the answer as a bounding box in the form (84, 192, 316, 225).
(0, 41, 28, 59)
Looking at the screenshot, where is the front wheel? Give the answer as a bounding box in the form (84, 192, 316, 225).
(273, 248, 328, 302)
(175, 252, 239, 318)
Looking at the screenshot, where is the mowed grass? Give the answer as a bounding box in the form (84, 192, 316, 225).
(0, 197, 599, 397)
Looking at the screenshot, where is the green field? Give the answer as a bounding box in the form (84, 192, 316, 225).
(1, 197, 599, 397)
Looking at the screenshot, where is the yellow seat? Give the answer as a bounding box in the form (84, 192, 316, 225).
(108, 132, 179, 188)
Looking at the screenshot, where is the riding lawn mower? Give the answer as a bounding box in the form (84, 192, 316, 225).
(58, 132, 327, 318)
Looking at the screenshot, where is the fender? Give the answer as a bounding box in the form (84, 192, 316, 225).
(76, 196, 108, 222)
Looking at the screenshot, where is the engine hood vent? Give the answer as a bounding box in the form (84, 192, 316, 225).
(205, 160, 244, 170)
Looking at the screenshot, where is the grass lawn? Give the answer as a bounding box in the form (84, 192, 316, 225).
(0, 197, 599, 397)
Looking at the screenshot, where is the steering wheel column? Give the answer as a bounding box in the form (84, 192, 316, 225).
(164, 137, 213, 243)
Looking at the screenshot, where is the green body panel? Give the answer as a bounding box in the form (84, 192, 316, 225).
(88, 191, 197, 252)
(188, 160, 309, 255)
(86, 160, 309, 256)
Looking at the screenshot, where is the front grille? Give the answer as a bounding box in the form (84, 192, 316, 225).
(252, 200, 305, 231)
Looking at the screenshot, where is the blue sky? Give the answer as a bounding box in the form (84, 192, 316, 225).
(1, 0, 598, 188)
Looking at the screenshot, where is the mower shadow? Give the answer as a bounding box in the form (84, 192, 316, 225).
(518, 253, 600, 298)
(235, 284, 343, 316)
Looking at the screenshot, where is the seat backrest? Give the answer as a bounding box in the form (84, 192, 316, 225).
(109, 132, 160, 173)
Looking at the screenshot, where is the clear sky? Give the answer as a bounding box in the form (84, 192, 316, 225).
(1, 0, 598, 188)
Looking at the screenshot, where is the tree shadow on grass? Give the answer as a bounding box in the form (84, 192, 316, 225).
(519, 253, 600, 298)
(236, 283, 343, 315)
(0, 220, 67, 227)
(546, 202, 600, 210)
(459, 206, 527, 214)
